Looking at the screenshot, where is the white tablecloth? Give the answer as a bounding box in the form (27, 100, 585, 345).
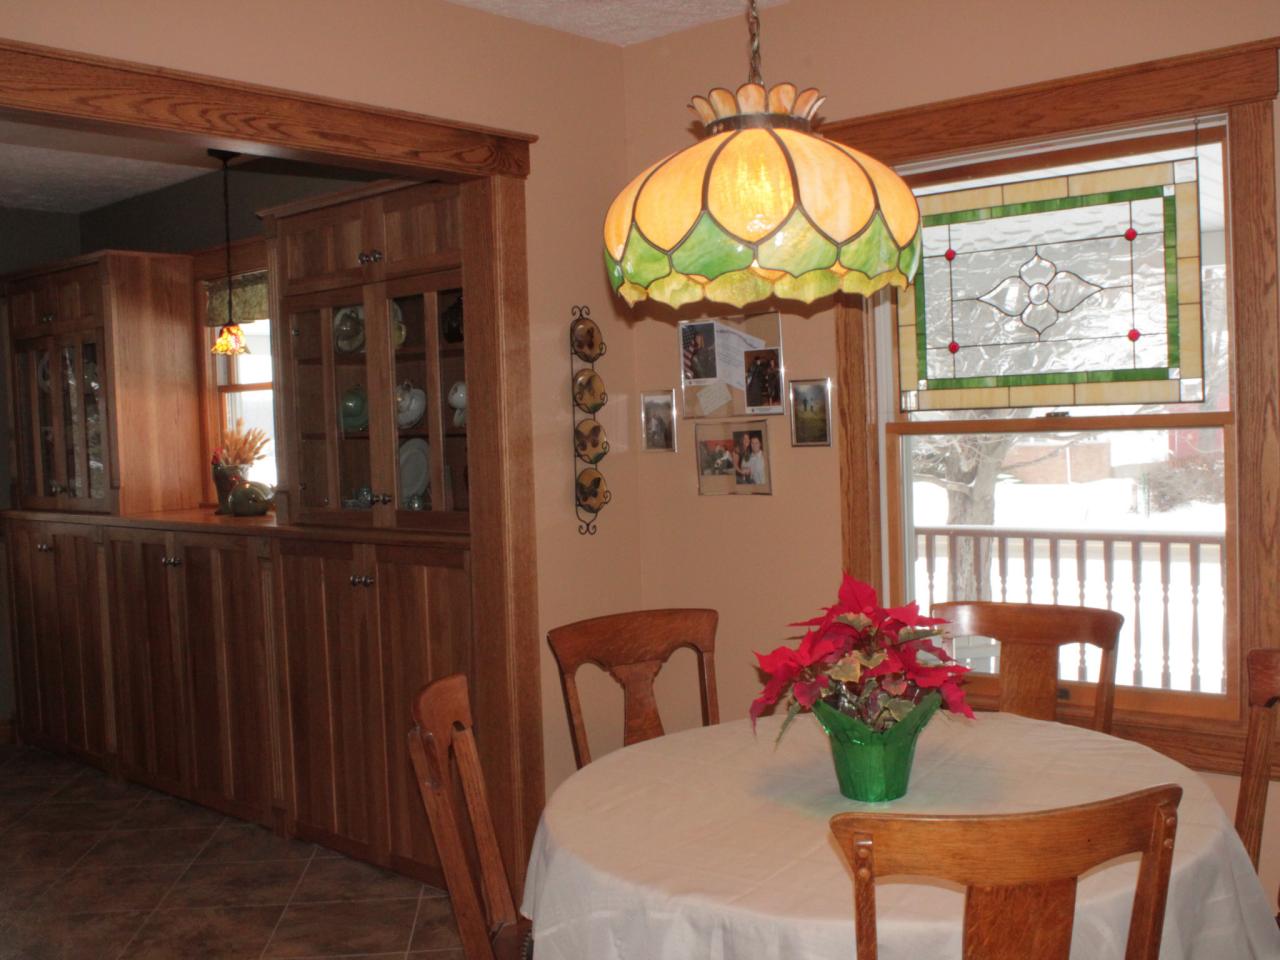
(522, 712, 1280, 959)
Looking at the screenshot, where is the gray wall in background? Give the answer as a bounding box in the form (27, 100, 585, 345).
(0, 206, 80, 275)
(80, 168, 369, 254)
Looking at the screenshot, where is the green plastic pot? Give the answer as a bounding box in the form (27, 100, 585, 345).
(812, 691, 941, 802)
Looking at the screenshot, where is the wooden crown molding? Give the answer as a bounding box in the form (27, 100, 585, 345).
(0, 37, 535, 179)
(823, 37, 1280, 167)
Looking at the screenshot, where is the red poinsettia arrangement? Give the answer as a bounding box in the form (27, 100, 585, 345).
(750, 573, 974, 738)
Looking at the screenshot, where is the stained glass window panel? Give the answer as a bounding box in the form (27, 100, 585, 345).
(900, 152, 1213, 412)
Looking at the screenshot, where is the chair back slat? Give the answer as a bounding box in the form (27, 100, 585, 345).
(547, 608, 719, 768)
(409, 674, 517, 960)
(832, 784, 1182, 960)
(932, 600, 1123, 731)
(1235, 648, 1280, 868)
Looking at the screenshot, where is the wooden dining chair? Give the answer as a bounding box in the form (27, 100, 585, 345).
(830, 783, 1183, 960)
(932, 600, 1123, 732)
(1234, 648, 1280, 914)
(547, 608, 719, 768)
(409, 674, 532, 960)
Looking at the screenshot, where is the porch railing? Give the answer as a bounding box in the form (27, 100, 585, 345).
(911, 524, 1227, 694)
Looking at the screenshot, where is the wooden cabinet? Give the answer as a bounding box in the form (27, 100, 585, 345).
(173, 531, 274, 823)
(275, 537, 388, 861)
(106, 527, 274, 821)
(272, 182, 461, 298)
(275, 535, 472, 882)
(107, 528, 187, 793)
(5, 251, 200, 515)
(7, 519, 111, 766)
(268, 184, 468, 531)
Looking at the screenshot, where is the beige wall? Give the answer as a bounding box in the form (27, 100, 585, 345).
(5, 0, 1280, 897)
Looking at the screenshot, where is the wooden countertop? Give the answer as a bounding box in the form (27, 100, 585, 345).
(1, 508, 470, 548)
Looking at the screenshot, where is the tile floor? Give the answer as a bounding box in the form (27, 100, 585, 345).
(0, 744, 464, 959)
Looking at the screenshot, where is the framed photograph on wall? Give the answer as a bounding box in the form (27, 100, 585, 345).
(694, 419, 771, 495)
(679, 312, 783, 419)
(789, 378, 832, 446)
(641, 390, 677, 452)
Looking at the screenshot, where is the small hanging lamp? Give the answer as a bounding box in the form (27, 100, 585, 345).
(209, 149, 249, 356)
(603, 0, 921, 310)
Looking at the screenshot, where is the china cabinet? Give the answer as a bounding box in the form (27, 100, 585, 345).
(4, 251, 201, 515)
(267, 183, 469, 531)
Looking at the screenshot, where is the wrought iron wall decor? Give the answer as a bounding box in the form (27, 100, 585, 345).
(570, 305, 611, 533)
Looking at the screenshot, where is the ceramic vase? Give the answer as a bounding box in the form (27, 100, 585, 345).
(212, 463, 249, 515)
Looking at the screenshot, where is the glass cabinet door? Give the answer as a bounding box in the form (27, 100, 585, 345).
(385, 271, 467, 522)
(284, 289, 379, 520)
(54, 332, 110, 510)
(13, 339, 60, 503)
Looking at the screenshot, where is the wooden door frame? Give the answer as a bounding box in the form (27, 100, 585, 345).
(829, 37, 1280, 775)
(0, 37, 543, 886)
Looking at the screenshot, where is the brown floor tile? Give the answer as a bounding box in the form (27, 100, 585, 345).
(408, 952, 466, 959)
(0, 830, 103, 868)
(263, 898, 420, 957)
(117, 796, 225, 831)
(0, 751, 86, 779)
(163, 860, 307, 908)
(79, 826, 217, 866)
(9, 798, 141, 833)
(49, 771, 153, 804)
(196, 822, 315, 863)
(408, 896, 463, 952)
(291, 857, 422, 903)
(0, 802, 35, 830)
(0, 778, 63, 804)
(0, 910, 146, 960)
(120, 904, 285, 959)
(32, 863, 186, 914)
(0, 868, 63, 911)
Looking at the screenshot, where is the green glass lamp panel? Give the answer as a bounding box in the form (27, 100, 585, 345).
(901, 158, 1208, 413)
(648, 271, 705, 308)
(756, 209, 838, 276)
(621, 224, 672, 287)
(604, 249, 624, 292)
(671, 212, 754, 280)
(773, 268, 840, 303)
(898, 231, 922, 279)
(838, 213, 900, 277)
(704, 269, 774, 308)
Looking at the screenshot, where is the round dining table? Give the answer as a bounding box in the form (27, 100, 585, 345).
(521, 711, 1280, 959)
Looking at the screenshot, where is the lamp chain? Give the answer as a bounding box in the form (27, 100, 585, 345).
(220, 154, 233, 326)
(747, 0, 762, 85)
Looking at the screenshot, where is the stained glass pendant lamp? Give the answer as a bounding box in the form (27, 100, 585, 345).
(603, 0, 921, 310)
(209, 149, 249, 356)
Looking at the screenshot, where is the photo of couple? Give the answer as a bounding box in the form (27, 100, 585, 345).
(695, 419, 771, 495)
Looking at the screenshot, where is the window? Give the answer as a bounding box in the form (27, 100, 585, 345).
(882, 124, 1236, 722)
(204, 270, 277, 486)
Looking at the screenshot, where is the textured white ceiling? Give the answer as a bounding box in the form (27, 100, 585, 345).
(0, 121, 215, 214)
(443, 0, 786, 46)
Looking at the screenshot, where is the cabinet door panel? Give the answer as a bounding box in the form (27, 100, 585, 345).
(375, 542, 472, 878)
(377, 184, 461, 280)
(9, 522, 54, 739)
(278, 540, 387, 860)
(108, 532, 184, 792)
(177, 535, 271, 821)
(49, 526, 108, 761)
(277, 204, 368, 296)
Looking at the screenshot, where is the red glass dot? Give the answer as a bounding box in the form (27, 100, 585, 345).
(948, 341, 960, 354)
(1124, 227, 1138, 241)
(1128, 329, 1141, 342)
(944, 248, 957, 261)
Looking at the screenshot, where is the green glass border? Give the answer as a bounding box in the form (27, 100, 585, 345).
(906, 182, 1190, 394)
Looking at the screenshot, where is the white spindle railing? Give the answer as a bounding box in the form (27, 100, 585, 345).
(911, 525, 1226, 694)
